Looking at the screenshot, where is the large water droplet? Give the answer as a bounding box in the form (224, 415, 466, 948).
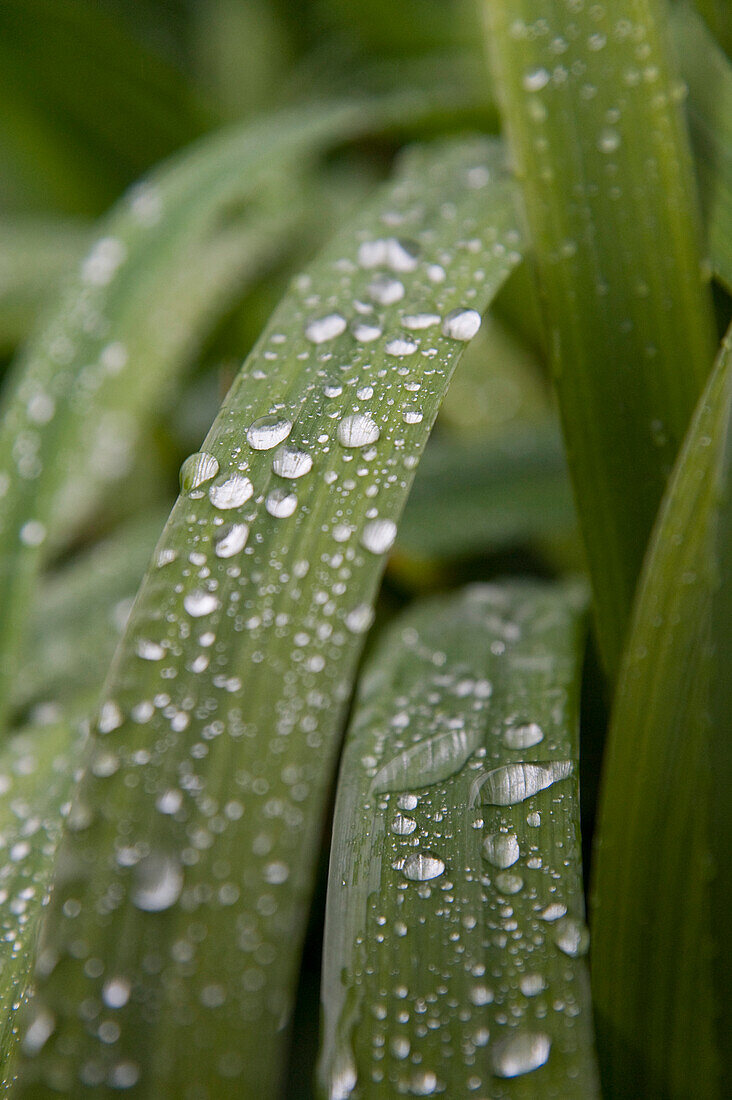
(391, 813, 417, 835)
(338, 414, 380, 447)
(402, 312, 440, 330)
(266, 488, 298, 517)
(442, 307, 482, 341)
(399, 852, 445, 881)
(492, 1031, 551, 1078)
(132, 853, 183, 912)
(552, 916, 590, 957)
(214, 523, 249, 558)
(385, 336, 418, 357)
(360, 518, 397, 554)
(483, 833, 520, 869)
(246, 415, 293, 451)
(504, 723, 544, 749)
(305, 313, 347, 344)
(351, 320, 382, 343)
(471, 760, 573, 806)
(180, 451, 219, 494)
(209, 473, 253, 509)
(272, 445, 312, 479)
(183, 591, 219, 617)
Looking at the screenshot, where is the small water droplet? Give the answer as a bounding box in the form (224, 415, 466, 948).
(399, 852, 445, 881)
(272, 445, 312, 479)
(397, 793, 418, 811)
(209, 473, 253, 509)
(409, 1069, 439, 1095)
(492, 1031, 551, 1078)
(391, 814, 417, 835)
(180, 451, 219, 493)
(214, 523, 249, 557)
(495, 871, 524, 894)
(345, 604, 374, 634)
(136, 639, 165, 661)
(519, 973, 546, 997)
(402, 407, 423, 424)
(504, 723, 544, 749)
(598, 128, 621, 153)
(442, 308, 481, 341)
(246, 415, 293, 451)
(360, 518, 397, 554)
(368, 273, 404, 305)
(351, 321, 382, 342)
(338, 414, 380, 448)
(107, 1061, 140, 1089)
(552, 916, 590, 957)
(184, 590, 219, 617)
(305, 313, 347, 344)
(523, 67, 550, 91)
(103, 977, 131, 1009)
(132, 853, 183, 912)
(483, 833, 520, 869)
(266, 488, 298, 517)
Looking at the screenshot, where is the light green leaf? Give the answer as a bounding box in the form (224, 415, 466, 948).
(11, 137, 525, 1097)
(0, 92, 468, 731)
(319, 581, 598, 1098)
(483, 0, 717, 677)
(591, 328, 732, 1097)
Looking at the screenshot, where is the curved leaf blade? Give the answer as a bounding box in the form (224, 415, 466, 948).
(319, 581, 597, 1098)
(12, 137, 525, 1097)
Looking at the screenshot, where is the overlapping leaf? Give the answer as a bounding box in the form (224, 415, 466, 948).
(319, 581, 597, 1098)
(484, 0, 717, 677)
(11, 137, 526, 1098)
(591, 328, 732, 1098)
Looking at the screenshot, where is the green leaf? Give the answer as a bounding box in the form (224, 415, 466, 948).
(398, 422, 574, 561)
(591, 328, 732, 1097)
(483, 0, 717, 677)
(0, 717, 85, 1087)
(319, 581, 597, 1098)
(0, 92, 466, 732)
(0, 219, 90, 353)
(11, 137, 526, 1097)
(675, 2, 732, 293)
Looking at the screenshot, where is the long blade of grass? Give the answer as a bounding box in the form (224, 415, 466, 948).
(483, 0, 717, 677)
(11, 137, 525, 1097)
(319, 581, 597, 1098)
(675, 2, 732, 293)
(590, 328, 732, 1097)
(0, 91, 474, 734)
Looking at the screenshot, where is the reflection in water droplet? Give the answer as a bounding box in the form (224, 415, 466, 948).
(209, 473, 254, 509)
(442, 307, 482, 341)
(246, 415, 293, 451)
(272, 445, 312, 479)
(305, 313, 347, 344)
(399, 852, 445, 882)
(132, 853, 183, 912)
(361, 518, 397, 554)
(492, 1031, 551, 1078)
(214, 523, 249, 558)
(184, 591, 219, 617)
(338, 414, 380, 448)
(266, 488, 298, 517)
(179, 451, 219, 493)
(552, 916, 590, 957)
(483, 833, 520, 869)
(471, 760, 573, 806)
(504, 722, 544, 749)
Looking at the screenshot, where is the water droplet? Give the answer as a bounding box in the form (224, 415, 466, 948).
(495, 871, 524, 894)
(402, 313, 440, 330)
(470, 984, 494, 1006)
(402, 407, 423, 424)
(351, 321, 382, 342)
(103, 977, 131, 1009)
(598, 128, 621, 153)
(246, 416, 293, 451)
(214, 523, 249, 557)
(266, 488, 298, 517)
(98, 701, 123, 734)
(20, 520, 46, 547)
(156, 789, 183, 815)
(136, 639, 165, 661)
(305, 313, 347, 344)
(391, 814, 417, 835)
(397, 794, 418, 811)
(209, 473, 254, 509)
(358, 237, 418, 272)
(539, 902, 567, 922)
(492, 1031, 551, 1077)
(132, 853, 183, 912)
(483, 833, 520, 869)
(360, 518, 397, 554)
(504, 723, 544, 749)
(272, 445, 312, 479)
(552, 916, 590, 957)
(398, 852, 445, 881)
(180, 451, 219, 493)
(108, 1061, 140, 1089)
(471, 760, 573, 806)
(345, 604, 374, 634)
(385, 336, 418, 357)
(523, 67, 550, 91)
(409, 1069, 439, 1095)
(442, 308, 481, 341)
(184, 591, 219, 617)
(338, 414, 380, 447)
(368, 273, 404, 305)
(520, 973, 546, 997)
(21, 1008, 55, 1055)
